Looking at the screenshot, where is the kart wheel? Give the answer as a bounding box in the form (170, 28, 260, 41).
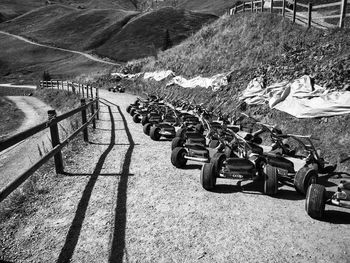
(294, 167, 318, 195)
(200, 163, 216, 190)
(305, 184, 326, 219)
(133, 114, 141, 123)
(176, 128, 185, 138)
(130, 108, 136, 116)
(143, 123, 152, 135)
(141, 116, 149, 126)
(126, 105, 132, 113)
(171, 147, 188, 168)
(171, 137, 184, 150)
(264, 164, 278, 196)
(211, 153, 226, 177)
(150, 126, 161, 141)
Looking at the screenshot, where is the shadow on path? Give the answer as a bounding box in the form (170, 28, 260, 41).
(56, 105, 116, 263)
(102, 99, 135, 263)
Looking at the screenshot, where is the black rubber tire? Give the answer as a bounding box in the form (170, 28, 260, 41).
(294, 167, 318, 195)
(130, 108, 136, 116)
(171, 147, 188, 168)
(143, 123, 152, 135)
(305, 184, 326, 219)
(150, 126, 161, 141)
(171, 137, 184, 150)
(176, 128, 185, 138)
(211, 153, 226, 177)
(264, 164, 278, 196)
(126, 105, 132, 113)
(141, 116, 149, 126)
(200, 163, 216, 190)
(133, 114, 141, 123)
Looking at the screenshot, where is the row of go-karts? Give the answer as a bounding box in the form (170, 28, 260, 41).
(126, 94, 350, 220)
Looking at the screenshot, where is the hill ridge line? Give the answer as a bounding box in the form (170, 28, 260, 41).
(0, 30, 120, 66)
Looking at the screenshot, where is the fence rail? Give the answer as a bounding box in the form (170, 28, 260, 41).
(227, 0, 349, 29)
(0, 96, 100, 202)
(39, 80, 98, 99)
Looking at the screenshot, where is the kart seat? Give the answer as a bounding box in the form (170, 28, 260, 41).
(225, 158, 255, 173)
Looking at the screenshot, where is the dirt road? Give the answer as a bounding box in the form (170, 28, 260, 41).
(0, 31, 120, 66)
(1, 90, 349, 262)
(0, 96, 52, 191)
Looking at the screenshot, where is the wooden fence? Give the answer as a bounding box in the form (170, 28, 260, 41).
(227, 0, 349, 29)
(0, 97, 100, 202)
(39, 80, 98, 99)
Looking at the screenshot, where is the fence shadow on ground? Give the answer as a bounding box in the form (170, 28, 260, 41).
(100, 99, 135, 263)
(56, 104, 117, 263)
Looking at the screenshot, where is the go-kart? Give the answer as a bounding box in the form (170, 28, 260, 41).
(144, 111, 178, 141)
(305, 154, 350, 219)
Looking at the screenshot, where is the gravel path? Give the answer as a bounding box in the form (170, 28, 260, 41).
(1, 90, 349, 262)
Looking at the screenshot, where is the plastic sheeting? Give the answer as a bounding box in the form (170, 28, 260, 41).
(166, 73, 229, 91)
(143, 70, 175, 81)
(241, 75, 350, 118)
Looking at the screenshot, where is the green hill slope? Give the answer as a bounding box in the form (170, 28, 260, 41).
(0, 0, 137, 21)
(0, 5, 139, 51)
(0, 34, 113, 83)
(177, 0, 237, 15)
(96, 7, 217, 61)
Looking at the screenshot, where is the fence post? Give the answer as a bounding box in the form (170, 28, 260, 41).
(339, 0, 347, 28)
(282, 0, 286, 16)
(57, 80, 59, 90)
(82, 84, 85, 97)
(95, 88, 99, 120)
(48, 110, 64, 174)
(81, 99, 88, 142)
(261, 0, 264, 12)
(251, 1, 253, 12)
(90, 86, 93, 98)
(270, 0, 274, 13)
(293, 0, 297, 23)
(90, 98, 96, 129)
(308, 3, 312, 28)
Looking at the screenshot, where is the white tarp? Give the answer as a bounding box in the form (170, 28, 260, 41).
(166, 73, 229, 91)
(241, 75, 350, 118)
(143, 70, 175, 81)
(111, 72, 142, 79)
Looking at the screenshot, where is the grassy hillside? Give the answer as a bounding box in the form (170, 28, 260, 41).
(0, 5, 139, 51)
(0, 0, 136, 21)
(0, 34, 114, 83)
(0, 97, 25, 140)
(177, 0, 238, 15)
(96, 7, 217, 61)
(115, 13, 350, 166)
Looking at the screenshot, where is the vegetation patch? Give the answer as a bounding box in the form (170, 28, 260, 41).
(0, 96, 25, 139)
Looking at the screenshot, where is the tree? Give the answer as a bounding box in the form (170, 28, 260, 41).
(162, 29, 173, 51)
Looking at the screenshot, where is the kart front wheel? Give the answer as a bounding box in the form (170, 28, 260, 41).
(305, 184, 326, 219)
(176, 128, 185, 138)
(150, 126, 161, 141)
(141, 116, 149, 126)
(126, 105, 132, 113)
(143, 123, 152, 135)
(200, 163, 216, 190)
(211, 153, 226, 177)
(171, 137, 184, 150)
(171, 147, 188, 168)
(130, 108, 136, 116)
(294, 167, 318, 195)
(263, 164, 278, 196)
(133, 114, 141, 123)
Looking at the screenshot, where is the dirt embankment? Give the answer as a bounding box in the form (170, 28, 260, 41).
(1, 90, 349, 262)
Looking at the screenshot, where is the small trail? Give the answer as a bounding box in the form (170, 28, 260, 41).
(0, 96, 52, 191)
(0, 30, 120, 66)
